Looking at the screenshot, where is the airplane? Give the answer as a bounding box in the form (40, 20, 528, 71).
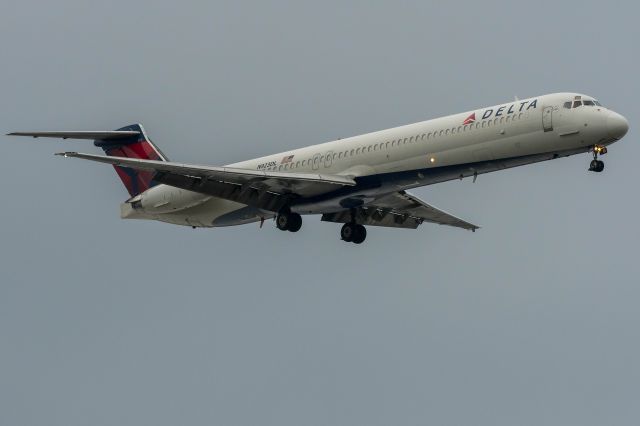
(9, 92, 629, 244)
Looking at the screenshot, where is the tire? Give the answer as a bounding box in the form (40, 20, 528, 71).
(589, 159, 599, 171)
(596, 161, 605, 172)
(287, 213, 302, 232)
(341, 223, 355, 242)
(352, 225, 367, 244)
(276, 213, 290, 231)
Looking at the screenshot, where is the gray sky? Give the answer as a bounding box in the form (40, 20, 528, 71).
(1, 1, 639, 425)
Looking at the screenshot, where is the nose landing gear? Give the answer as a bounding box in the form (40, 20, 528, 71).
(589, 159, 604, 172)
(588, 145, 607, 173)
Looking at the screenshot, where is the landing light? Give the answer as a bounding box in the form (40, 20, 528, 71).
(594, 145, 608, 155)
(430, 157, 436, 163)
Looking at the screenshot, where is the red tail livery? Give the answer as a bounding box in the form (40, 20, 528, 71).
(94, 124, 168, 196)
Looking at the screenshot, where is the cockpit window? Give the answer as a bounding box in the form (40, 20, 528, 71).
(565, 98, 602, 109)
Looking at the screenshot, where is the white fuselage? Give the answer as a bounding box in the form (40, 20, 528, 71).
(122, 92, 627, 227)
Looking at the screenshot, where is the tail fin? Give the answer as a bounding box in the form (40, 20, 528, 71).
(94, 124, 169, 197)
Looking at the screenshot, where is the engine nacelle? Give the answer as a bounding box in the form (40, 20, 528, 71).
(129, 185, 209, 214)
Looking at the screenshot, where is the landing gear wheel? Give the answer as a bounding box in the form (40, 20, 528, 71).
(341, 223, 355, 242)
(589, 159, 604, 172)
(276, 213, 291, 231)
(287, 213, 302, 232)
(341, 223, 367, 244)
(352, 224, 367, 244)
(276, 212, 302, 232)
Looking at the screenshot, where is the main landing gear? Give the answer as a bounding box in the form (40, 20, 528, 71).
(276, 208, 368, 244)
(276, 211, 302, 232)
(340, 208, 367, 244)
(341, 223, 367, 244)
(589, 145, 607, 173)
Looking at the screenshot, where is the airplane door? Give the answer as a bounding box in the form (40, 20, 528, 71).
(542, 106, 553, 132)
(312, 153, 321, 170)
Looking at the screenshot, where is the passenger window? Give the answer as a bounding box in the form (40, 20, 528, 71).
(350, 149, 355, 156)
(445, 129, 450, 135)
(563, 101, 572, 109)
(356, 148, 361, 154)
(494, 118, 499, 125)
(302, 160, 306, 166)
(573, 100, 582, 108)
(421, 134, 426, 140)
(439, 130, 444, 136)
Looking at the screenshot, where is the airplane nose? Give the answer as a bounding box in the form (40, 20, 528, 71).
(607, 111, 629, 139)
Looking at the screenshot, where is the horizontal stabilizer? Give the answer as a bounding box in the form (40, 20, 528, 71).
(7, 131, 140, 140)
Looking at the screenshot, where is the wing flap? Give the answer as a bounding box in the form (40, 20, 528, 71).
(322, 190, 479, 231)
(373, 191, 479, 231)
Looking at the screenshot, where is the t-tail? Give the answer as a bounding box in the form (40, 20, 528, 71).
(8, 123, 168, 197)
(95, 124, 168, 196)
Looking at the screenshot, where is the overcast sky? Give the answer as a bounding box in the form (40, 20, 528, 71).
(1, 1, 639, 425)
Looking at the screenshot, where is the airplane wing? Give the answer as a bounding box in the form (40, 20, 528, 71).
(56, 151, 355, 212)
(321, 190, 479, 231)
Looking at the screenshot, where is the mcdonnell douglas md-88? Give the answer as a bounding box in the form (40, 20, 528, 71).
(9, 93, 629, 244)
